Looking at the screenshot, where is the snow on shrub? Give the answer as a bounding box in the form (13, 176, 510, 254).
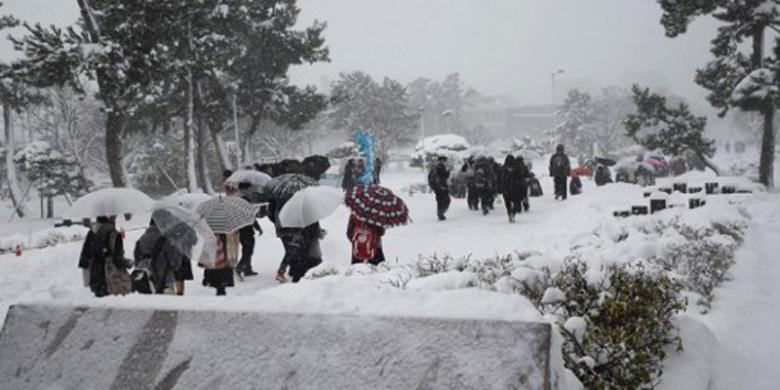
(518, 261, 686, 389)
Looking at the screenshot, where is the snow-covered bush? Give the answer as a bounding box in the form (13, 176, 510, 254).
(518, 261, 686, 389)
(409, 134, 470, 167)
(14, 141, 92, 199)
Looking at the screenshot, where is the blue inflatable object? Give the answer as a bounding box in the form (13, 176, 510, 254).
(355, 130, 375, 186)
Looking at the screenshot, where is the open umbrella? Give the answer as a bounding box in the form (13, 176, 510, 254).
(65, 188, 153, 219)
(151, 205, 217, 267)
(595, 157, 617, 167)
(196, 196, 258, 234)
(278, 186, 343, 228)
(345, 185, 410, 228)
(225, 170, 272, 191)
(264, 174, 318, 204)
(166, 193, 213, 211)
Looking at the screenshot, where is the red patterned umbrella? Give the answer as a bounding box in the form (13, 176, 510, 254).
(344, 185, 410, 228)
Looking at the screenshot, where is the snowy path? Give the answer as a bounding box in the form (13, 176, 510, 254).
(700, 193, 780, 390)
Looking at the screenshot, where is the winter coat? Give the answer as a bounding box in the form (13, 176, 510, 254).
(288, 223, 324, 280)
(500, 157, 529, 196)
(78, 222, 128, 297)
(133, 226, 182, 293)
(549, 152, 571, 177)
(428, 162, 451, 193)
(473, 158, 497, 192)
(594, 166, 613, 186)
(341, 162, 358, 189)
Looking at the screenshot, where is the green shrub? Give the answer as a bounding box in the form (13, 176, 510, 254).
(519, 261, 686, 390)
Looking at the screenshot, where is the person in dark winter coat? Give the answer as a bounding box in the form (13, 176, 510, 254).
(288, 222, 324, 283)
(341, 159, 358, 190)
(473, 157, 497, 215)
(133, 219, 182, 294)
(428, 156, 451, 220)
(549, 144, 571, 200)
(594, 165, 613, 186)
(516, 156, 531, 212)
(78, 216, 131, 297)
(500, 155, 530, 222)
(462, 157, 479, 210)
(374, 158, 383, 185)
(236, 184, 262, 277)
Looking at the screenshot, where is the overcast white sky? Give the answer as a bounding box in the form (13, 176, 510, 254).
(0, 0, 721, 107)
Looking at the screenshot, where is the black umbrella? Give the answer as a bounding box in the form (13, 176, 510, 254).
(596, 157, 617, 167)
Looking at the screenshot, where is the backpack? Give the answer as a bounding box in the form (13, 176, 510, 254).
(551, 154, 568, 176)
(529, 178, 543, 197)
(104, 231, 133, 296)
(351, 220, 379, 261)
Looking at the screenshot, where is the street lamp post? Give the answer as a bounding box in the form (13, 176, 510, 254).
(551, 69, 565, 105)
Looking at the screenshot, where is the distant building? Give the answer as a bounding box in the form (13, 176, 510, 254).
(462, 97, 558, 141)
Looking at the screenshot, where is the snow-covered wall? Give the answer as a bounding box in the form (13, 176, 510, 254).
(0, 304, 555, 390)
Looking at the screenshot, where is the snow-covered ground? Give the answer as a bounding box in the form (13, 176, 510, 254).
(1, 163, 778, 389)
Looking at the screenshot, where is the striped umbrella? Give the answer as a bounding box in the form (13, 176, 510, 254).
(344, 185, 410, 228)
(195, 196, 258, 234)
(264, 174, 319, 204)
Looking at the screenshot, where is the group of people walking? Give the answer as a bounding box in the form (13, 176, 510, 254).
(427, 144, 574, 222)
(77, 154, 395, 298)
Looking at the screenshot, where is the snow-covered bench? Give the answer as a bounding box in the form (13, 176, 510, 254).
(0, 304, 555, 390)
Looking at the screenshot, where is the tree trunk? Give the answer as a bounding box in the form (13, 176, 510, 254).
(4, 105, 25, 218)
(105, 112, 127, 187)
(232, 91, 241, 169)
(195, 82, 214, 194)
(752, 25, 775, 188)
(184, 77, 198, 193)
(698, 151, 721, 176)
(46, 195, 54, 219)
(759, 106, 775, 187)
(209, 123, 231, 173)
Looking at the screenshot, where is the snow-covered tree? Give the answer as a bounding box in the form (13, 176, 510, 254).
(0, 3, 28, 218)
(14, 141, 92, 217)
(548, 90, 598, 161)
(656, 0, 780, 187)
(330, 71, 419, 158)
(407, 73, 473, 137)
(625, 85, 719, 173)
(548, 88, 635, 162)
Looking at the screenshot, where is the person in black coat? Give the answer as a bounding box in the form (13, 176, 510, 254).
(341, 159, 358, 190)
(462, 157, 479, 210)
(500, 155, 530, 223)
(78, 216, 130, 297)
(549, 144, 571, 200)
(428, 156, 451, 221)
(473, 157, 497, 215)
(236, 183, 262, 277)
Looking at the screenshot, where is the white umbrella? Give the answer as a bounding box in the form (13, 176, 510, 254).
(225, 170, 272, 191)
(151, 204, 218, 267)
(278, 186, 343, 228)
(167, 193, 213, 211)
(65, 188, 153, 219)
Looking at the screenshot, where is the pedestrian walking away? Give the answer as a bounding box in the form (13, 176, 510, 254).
(428, 156, 451, 220)
(549, 144, 571, 200)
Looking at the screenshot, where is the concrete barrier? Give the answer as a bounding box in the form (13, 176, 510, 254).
(0, 304, 554, 390)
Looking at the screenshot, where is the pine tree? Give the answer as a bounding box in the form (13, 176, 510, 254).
(656, 0, 779, 187)
(625, 85, 719, 174)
